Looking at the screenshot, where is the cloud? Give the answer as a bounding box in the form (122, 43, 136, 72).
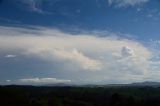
(108, 0, 149, 7)
(121, 46, 135, 57)
(27, 48, 102, 70)
(50, 49, 102, 70)
(18, 77, 71, 84)
(0, 26, 154, 83)
(19, 0, 42, 13)
(146, 9, 160, 20)
(17, 0, 51, 14)
(6, 80, 11, 82)
(5, 54, 16, 58)
(0, 17, 22, 24)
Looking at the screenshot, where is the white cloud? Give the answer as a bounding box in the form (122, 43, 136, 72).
(50, 49, 102, 70)
(18, 77, 71, 84)
(0, 26, 154, 83)
(108, 0, 149, 7)
(6, 80, 11, 82)
(5, 54, 16, 58)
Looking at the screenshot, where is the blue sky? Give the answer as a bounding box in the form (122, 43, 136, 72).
(0, 0, 160, 85)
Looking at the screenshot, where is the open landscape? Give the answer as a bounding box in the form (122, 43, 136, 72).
(1, 0, 160, 105)
(1, 83, 160, 106)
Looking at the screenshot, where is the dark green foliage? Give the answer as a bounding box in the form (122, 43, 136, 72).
(0, 86, 160, 106)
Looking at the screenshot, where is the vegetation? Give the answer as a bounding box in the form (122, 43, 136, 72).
(0, 85, 160, 106)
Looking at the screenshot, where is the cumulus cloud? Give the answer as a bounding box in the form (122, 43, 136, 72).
(111, 46, 150, 75)
(0, 26, 154, 83)
(108, 0, 149, 7)
(121, 46, 135, 57)
(18, 77, 71, 84)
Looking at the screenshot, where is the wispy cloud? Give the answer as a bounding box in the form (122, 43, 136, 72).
(0, 17, 22, 24)
(147, 9, 160, 20)
(5, 54, 16, 58)
(17, 0, 52, 14)
(108, 0, 149, 7)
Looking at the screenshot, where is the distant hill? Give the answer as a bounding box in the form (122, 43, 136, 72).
(2, 81, 160, 87)
(103, 81, 160, 87)
(130, 81, 160, 87)
(39, 81, 160, 88)
(44, 83, 74, 87)
(76, 81, 160, 87)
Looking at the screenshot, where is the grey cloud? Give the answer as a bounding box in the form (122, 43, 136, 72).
(121, 46, 134, 57)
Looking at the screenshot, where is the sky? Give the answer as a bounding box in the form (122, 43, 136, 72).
(0, 0, 160, 85)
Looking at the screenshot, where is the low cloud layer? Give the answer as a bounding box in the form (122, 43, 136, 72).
(0, 26, 157, 84)
(18, 77, 71, 85)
